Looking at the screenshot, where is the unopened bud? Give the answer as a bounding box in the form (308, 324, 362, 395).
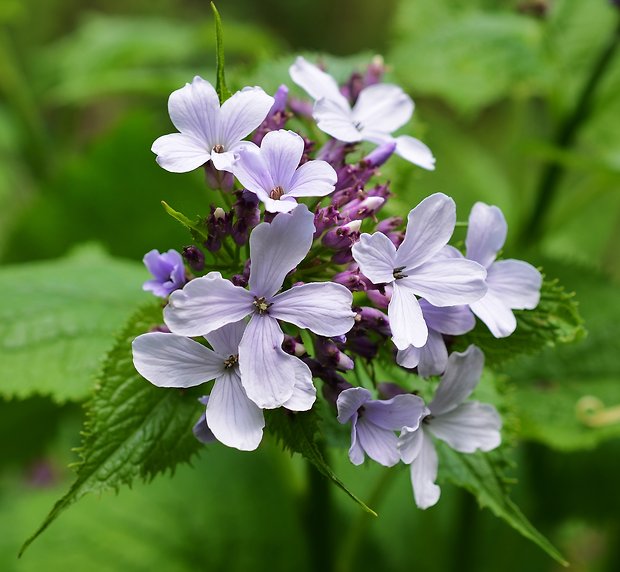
(363, 141, 396, 168)
(182, 245, 205, 272)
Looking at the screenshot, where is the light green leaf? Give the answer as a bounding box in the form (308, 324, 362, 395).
(20, 303, 203, 555)
(0, 244, 149, 402)
(211, 3, 232, 102)
(161, 200, 209, 242)
(438, 446, 567, 565)
(265, 407, 377, 517)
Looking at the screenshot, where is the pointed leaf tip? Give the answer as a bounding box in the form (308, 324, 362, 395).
(210, 2, 231, 103)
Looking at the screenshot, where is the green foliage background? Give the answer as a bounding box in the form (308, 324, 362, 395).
(1, 0, 619, 570)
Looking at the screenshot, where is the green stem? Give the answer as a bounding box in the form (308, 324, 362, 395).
(521, 15, 620, 246)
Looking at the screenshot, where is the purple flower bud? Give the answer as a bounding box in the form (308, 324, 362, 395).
(366, 183, 391, 200)
(182, 245, 205, 271)
(253, 85, 291, 144)
(341, 196, 385, 221)
(142, 249, 186, 298)
(331, 249, 354, 264)
(204, 162, 234, 192)
(289, 97, 314, 118)
(366, 286, 392, 309)
(315, 337, 355, 371)
(322, 220, 361, 250)
(282, 335, 307, 357)
(322, 375, 355, 406)
(377, 382, 408, 400)
(332, 334, 347, 344)
(341, 71, 365, 103)
(345, 332, 379, 359)
(316, 139, 356, 167)
(363, 141, 396, 168)
(231, 259, 251, 288)
(232, 190, 260, 245)
(149, 324, 171, 333)
(355, 306, 391, 336)
(204, 206, 233, 252)
(364, 55, 386, 87)
(376, 216, 403, 233)
(313, 205, 343, 238)
(332, 267, 367, 292)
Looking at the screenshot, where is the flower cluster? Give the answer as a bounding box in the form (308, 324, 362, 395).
(133, 56, 542, 509)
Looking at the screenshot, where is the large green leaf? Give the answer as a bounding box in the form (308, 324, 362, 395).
(438, 445, 567, 565)
(20, 303, 203, 555)
(0, 244, 149, 402)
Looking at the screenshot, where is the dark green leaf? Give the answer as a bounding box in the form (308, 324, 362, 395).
(265, 407, 377, 516)
(20, 303, 203, 555)
(0, 244, 149, 402)
(438, 445, 567, 565)
(211, 3, 231, 103)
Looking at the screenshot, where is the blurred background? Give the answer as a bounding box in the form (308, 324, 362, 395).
(1, 0, 620, 570)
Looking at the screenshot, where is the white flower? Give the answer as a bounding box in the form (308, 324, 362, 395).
(289, 56, 435, 170)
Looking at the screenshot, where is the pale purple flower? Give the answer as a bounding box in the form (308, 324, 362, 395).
(289, 56, 435, 170)
(396, 300, 475, 377)
(142, 249, 186, 298)
(232, 130, 337, 213)
(132, 320, 265, 451)
(164, 205, 356, 409)
(352, 193, 487, 350)
(337, 387, 427, 466)
(193, 396, 216, 444)
(152, 76, 274, 173)
(398, 346, 502, 509)
(464, 203, 542, 338)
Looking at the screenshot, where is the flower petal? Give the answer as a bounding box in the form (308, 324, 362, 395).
(394, 135, 436, 170)
(231, 144, 274, 196)
(356, 418, 400, 467)
(271, 282, 355, 337)
(206, 369, 265, 451)
(396, 344, 421, 369)
(238, 315, 296, 408)
(428, 345, 484, 416)
(337, 387, 372, 423)
(398, 425, 423, 464)
(289, 56, 348, 105)
(203, 319, 247, 356)
(193, 404, 217, 444)
(465, 202, 507, 268)
(314, 97, 362, 143)
(395, 193, 456, 270)
(353, 84, 413, 133)
(248, 204, 315, 297)
(419, 300, 475, 335)
(409, 429, 441, 509)
(417, 329, 448, 378)
(151, 133, 210, 173)
(210, 149, 237, 172)
(403, 258, 487, 307)
(261, 130, 304, 188)
(281, 357, 316, 411)
(389, 281, 427, 349)
(164, 272, 254, 336)
(347, 413, 365, 465)
(218, 86, 274, 147)
(168, 76, 219, 143)
(428, 402, 501, 453)
(364, 394, 427, 432)
(132, 332, 223, 387)
(287, 159, 337, 198)
(470, 291, 517, 338)
(351, 232, 397, 285)
(487, 259, 542, 310)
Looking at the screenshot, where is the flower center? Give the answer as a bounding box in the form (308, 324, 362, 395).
(393, 266, 408, 280)
(223, 354, 238, 369)
(253, 296, 272, 315)
(353, 120, 364, 131)
(212, 144, 224, 153)
(269, 186, 285, 200)
(422, 414, 433, 425)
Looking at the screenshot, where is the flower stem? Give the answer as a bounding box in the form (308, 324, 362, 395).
(520, 14, 620, 246)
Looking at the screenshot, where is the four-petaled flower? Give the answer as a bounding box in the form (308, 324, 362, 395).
(164, 205, 356, 409)
(152, 76, 274, 173)
(352, 193, 487, 351)
(398, 346, 502, 509)
(289, 56, 435, 170)
(142, 249, 186, 298)
(337, 387, 427, 467)
(232, 129, 337, 213)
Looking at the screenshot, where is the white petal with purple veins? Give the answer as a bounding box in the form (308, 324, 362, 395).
(487, 259, 542, 310)
(396, 344, 421, 369)
(281, 357, 316, 411)
(132, 332, 223, 387)
(389, 281, 427, 349)
(337, 387, 372, 423)
(470, 291, 517, 338)
(364, 394, 427, 432)
(417, 329, 449, 377)
(348, 413, 365, 465)
(165, 272, 254, 336)
(393, 135, 436, 170)
(427, 401, 501, 453)
(396, 193, 456, 271)
(231, 145, 274, 197)
(204, 319, 247, 357)
(289, 56, 349, 106)
(151, 133, 210, 173)
(261, 130, 304, 188)
(168, 76, 219, 143)
(218, 86, 274, 147)
(420, 300, 475, 335)
(238, 315, 296, 408)
(353, 84, 413, 133)
(248, 205, 315, 298)
(356, 417, 401, 467)
(207, 369, 265, 451)
(465, 202, 507, 268)
(352, 232, 397, 285)
(271, 282, 355, 337)
(428, 346, 484, 416)
(314, 98, 362, 143)
(287, 160, 337, 198)
(409, 429, 441, 509)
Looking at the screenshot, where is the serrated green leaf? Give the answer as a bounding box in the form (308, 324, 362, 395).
(455, 277, 585, 367)
(438, 445, 567, 565)
(210, 3, 231, 103)
(20, 303, 203, 555)
(0, 244, 149, 403)
(265, 407, 377, 517)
